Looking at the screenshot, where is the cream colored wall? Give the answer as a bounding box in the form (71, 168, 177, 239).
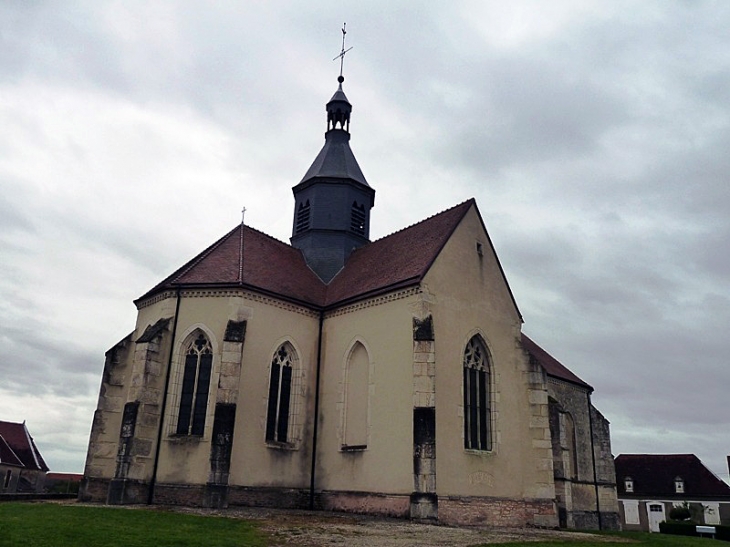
(226, 296, 319, 489)
(149, 291, 320, 489)
(423, 205, 554, 501)
(315, 292, 418, 495)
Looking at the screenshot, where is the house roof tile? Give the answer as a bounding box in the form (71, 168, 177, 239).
(615, 454, 730, 498)
(0, 434, 23, 467)
(0, 421, 49, 472)
(521, 333, 593, 390)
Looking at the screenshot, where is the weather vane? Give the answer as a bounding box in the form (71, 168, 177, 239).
(332, 23, 352, 81)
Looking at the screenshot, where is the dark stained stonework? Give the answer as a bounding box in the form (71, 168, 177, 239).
(136, 317, 172, 343)
(223, 320, 247, 343)
(413, 315, 434, 341)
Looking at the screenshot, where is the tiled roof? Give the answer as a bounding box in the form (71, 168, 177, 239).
(0, 421, 49, 472)
(136, 224, 327, 307)
(521, 333, 592, 390)
(325, 200, 474, 305)
(615, 454, 730, 498)
(0, 434, 23, 467)
(137, 200, 477, 309)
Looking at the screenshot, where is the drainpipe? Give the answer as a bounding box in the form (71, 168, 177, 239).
(148, 287, 182, 505)
(587, 391, 602, 530)
(309, 310, 325, 510)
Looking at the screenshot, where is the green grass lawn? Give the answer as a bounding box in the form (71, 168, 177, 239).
(0, 503, 266, 547)
(0, 502, 722, 547)
(487, 530, 720, 546)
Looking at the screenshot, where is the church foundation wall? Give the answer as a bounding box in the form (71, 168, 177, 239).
(319, 490, 411, 518)
(227, 485, 312, 510)
(152, 483, 207, 506)
(439, 496, 557, 527)
(78, 477, 111, 503)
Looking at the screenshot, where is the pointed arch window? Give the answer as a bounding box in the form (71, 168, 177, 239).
(350, 201, 366, 236)
(176, 332, 213, 436)
(343, 342, 369, 449)
(463, 335, 492, 451)
(295, 200, 311, 234)
(266, 342, 301, 445)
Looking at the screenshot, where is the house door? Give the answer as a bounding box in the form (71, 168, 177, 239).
(647, 503, 665, 532)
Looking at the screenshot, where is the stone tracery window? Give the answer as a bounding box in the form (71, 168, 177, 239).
(176, 332, 213, 436)
(463, 335, 492, 451)
(266, 342, 302, 445)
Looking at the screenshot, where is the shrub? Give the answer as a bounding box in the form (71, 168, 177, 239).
(668, 505, 691, 521)
(659, 521, 698, 537)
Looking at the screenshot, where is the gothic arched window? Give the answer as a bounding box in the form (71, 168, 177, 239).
(343, 342, 369, 448)
(176, 332, 213, 436)
(463, 335, 492, 451)
(266, 343, 301, 444)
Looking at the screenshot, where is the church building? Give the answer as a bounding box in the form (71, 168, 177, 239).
(80, 70, 619, 529)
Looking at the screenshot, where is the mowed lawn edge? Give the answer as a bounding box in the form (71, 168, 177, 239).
(0, 502, 267, 547)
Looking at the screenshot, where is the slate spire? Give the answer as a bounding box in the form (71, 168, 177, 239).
(290, 73, 375, 283)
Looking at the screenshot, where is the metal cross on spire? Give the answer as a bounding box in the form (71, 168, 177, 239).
(332, 23, 352, 81)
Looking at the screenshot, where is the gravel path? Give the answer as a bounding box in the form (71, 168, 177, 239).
(169, 506, 630, 546)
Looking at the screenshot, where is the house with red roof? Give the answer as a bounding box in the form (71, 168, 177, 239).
(615, 454, 730, 531)
(80, 70, 618, 529)
(0, 420, 49, 493)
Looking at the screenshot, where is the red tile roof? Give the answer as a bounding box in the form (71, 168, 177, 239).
(521, 333, 592, 390)
(0, 421, 49, 472)
(137, 224, 326, 307)
(325, 200, 474, 305)
(615, 454, 730, 498)
(137, 200, 477, 309)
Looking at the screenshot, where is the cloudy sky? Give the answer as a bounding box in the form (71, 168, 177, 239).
(1, 1, 728, 483)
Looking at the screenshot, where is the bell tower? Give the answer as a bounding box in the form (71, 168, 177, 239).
(290, 32, 375, 283)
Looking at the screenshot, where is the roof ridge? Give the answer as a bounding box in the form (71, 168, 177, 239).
(168, 225, 241, 284)
(22, 422, 42, 470)
(371, 198, 475, 244)
(242, 223, 295, 250)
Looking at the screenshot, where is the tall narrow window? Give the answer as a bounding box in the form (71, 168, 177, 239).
(463, 335, 492, 451)
(675, 477, 684, 493)
(350, 201, 366, 235)
(295, 200, 311, 234)
(176, 332, 213, 436)
(266, 343, 301, 444)
(3, 470, 11, 489)
(343, 342, 369, 448)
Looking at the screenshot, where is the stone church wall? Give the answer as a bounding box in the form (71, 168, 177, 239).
(421, 206, 556, 527)
(547, 377, 619, 530)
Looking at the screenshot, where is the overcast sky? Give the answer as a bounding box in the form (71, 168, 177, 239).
(1, 1, 728, 484)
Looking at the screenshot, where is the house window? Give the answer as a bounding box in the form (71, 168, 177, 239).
(3, 470, 11, 489)
(463, 335, 492, 451)
(625, 476, 634, 493)
(675, 477, 684, 493)
(350, 201, 366, 235)
(266, 342, 301, 445)
(295, 200, 310, 234)
(176, 332, 213, 436)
